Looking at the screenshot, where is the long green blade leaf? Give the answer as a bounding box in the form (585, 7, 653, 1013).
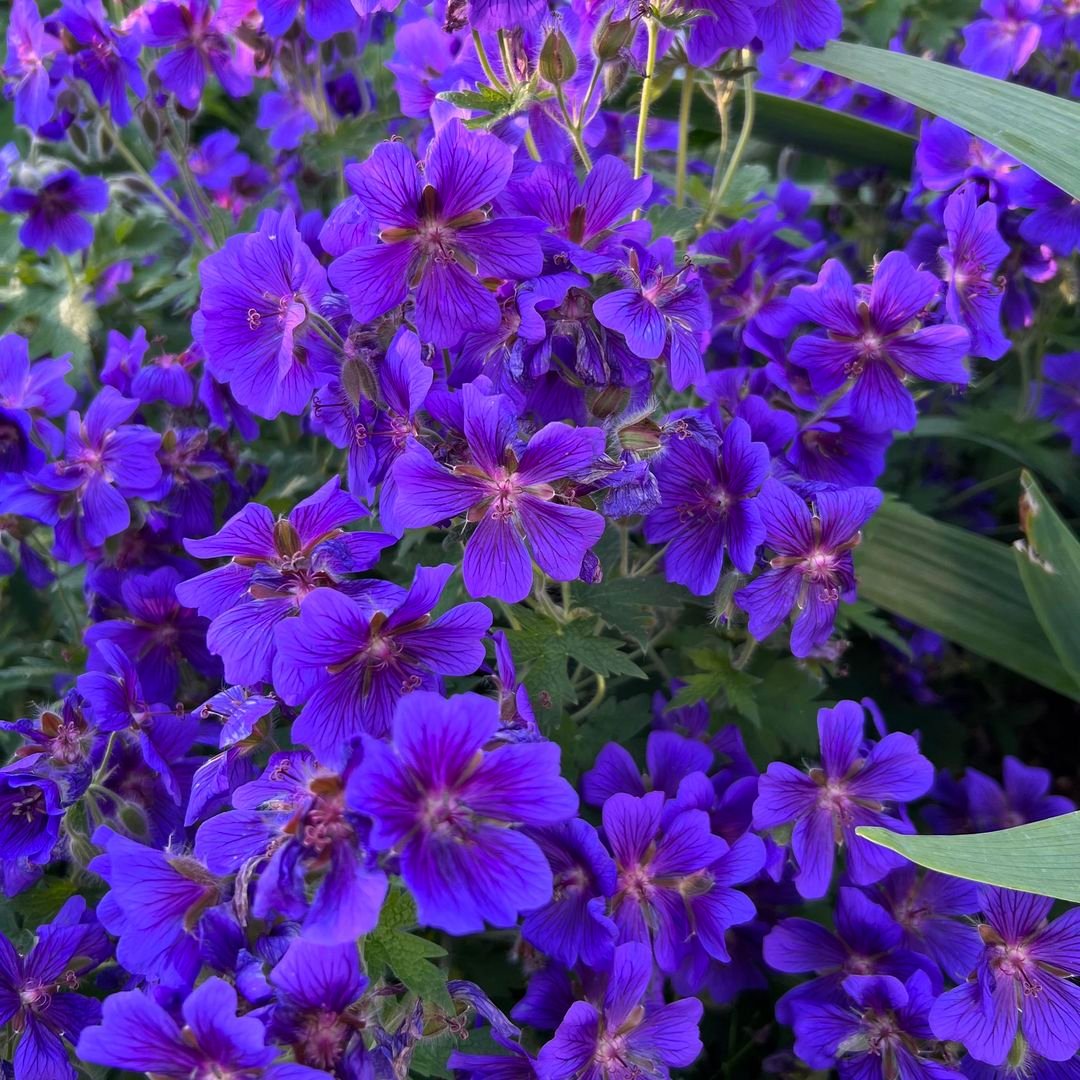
(906, 416, 1080, 508)
(1015, 472, 1080, 691)
(793, 40, 1080, 198)
(857, 815, 1080, 901)
(856, 499, 1079, 700)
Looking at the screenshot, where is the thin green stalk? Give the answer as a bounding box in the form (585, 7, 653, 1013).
(497, 29, 517, 85)
(575, 60, 603, 130)
(569, 673, 606, 722)
(675, 65, 695, 208)
(708, 52, 756, 219)
(631, 14, 661, 216)
(88, 98, 209, 249)
(523, 127, 542, 162)
(472, 30, 509, 93)
(555, 83, 593, 169)
(632, 541, 669, 577)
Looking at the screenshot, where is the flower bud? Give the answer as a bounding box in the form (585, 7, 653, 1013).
(618, 416, 663, 454)
(593, 14, 634, 60)
(539, 28, 577, 85)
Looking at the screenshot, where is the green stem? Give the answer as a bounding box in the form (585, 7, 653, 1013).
(555, 83, 593, 169)
(708, 52, 756, 219)
(632, 541, 669, 577)
(497, 29, 517, 85)
(732, 636, 758, 671)
(89, 98, 209, 249)
(675, 65, 695, 209)
(575, 60, 603, 130)
(523, 127, 542, 162)
(569, 673, 606, 722)
(472, 30, 509, 93)
(631, 15, 661, 215)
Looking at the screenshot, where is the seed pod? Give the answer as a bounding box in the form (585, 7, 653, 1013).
(539, 28, 578, 85)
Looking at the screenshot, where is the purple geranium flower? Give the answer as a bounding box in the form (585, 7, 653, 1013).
(497, 155, 651, 273)
(145, 0, 252, 109)
(257, 0, 358, 41)
(1013, 170, 1080, 257)
(195, 209, 336, 419)
(77, 976, 326, 1079)
(794, 972, 962, 1079)
(56, 0, 146, 126)
(914, 118, 1019, 199)
(604, 790, 763, 973)
(1036, 354, 1080, 453)
(0, 771, 63, 863)
(195, 750, 388, 944)
(2, 386, 162, 564)
(0, 332, 73, 474)
(678, 0, 757, 66)
(960, 0, 1042, 78)
(267, 938, 369, 1070)
(787, 410, 891, 488)
(749, 0, 843, 60)
(581, 730, 715, 808)
(925, 755, 1076, 835)
(535, 942, 703, 1080)
(753, 699, 934, 897)
(0, 897, 109, 1080)
(329, 120, 546, 348)
(0, 168, 108, 255)
(273, 563, 492, 762)
(89, 825, 222, 988)
(347, 691, 579, 934)
(931, 888, 1080, 1066)
(734, 479, 882, 657)
(522, 818, 619, 969)
(783, 251, 971, 432)
(941, 182, 1011, 361)
(4, 0, 64, 131)
(764, 886, 943, 1031)
(76, 639, 196, 804)
(84, 565, 216, 702)
(392, 383, 606, 602)
(644, 417, 768, 596)
(869, 867, 984, 983)
(593, 240, 711, 392)
(177, 476, 398, 686)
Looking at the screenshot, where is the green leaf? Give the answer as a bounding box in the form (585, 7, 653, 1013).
(505, 609, 645, 723)
(559, 693, 653, 777)
(856, 814, 1080, 901)
(906, 415, 1080, 508)
(686, 88, 916, 174)
(745, 656, 825, 764)
(645, 204, 700, 243)
(794, 40, 1080, 198)
(365, 885, 451, 1010)
(1014, 472, 1080, 692)
(856, 499, 1080, 701)
(574, 575, 688, 646)
(668, 646, 761, 724)
(563, 629, 646, 679)
(10, 875, 82, 926)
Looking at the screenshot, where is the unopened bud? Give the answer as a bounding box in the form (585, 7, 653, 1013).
(618, 417, 662, 454)
(341, 352, 377, 408)
(539, 28, 577, 85)
(593, 14, 634, 60)
(590, 384, 629, 419)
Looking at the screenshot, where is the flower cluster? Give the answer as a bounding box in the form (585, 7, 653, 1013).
(1, 0, 1079, 1076)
